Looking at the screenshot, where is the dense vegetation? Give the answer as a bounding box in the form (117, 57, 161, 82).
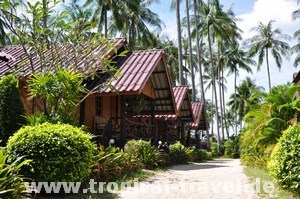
(0, 75, 25, 146)
(6, 123, 97, 183)
(239, 83, 300, 195)
(268, 124, 300, 194)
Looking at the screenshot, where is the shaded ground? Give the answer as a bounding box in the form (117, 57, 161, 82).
(116, 159, 258, 199)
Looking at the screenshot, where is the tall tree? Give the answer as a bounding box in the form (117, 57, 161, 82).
(198, 0, 240, 153)
(185, 0, 196, 100)
(171, 0, 184, 84)
(292, 1, 300, 67)
(228, 77, 260, 131)
(246, 20, 291, 91)
(226, 43, 254, 135)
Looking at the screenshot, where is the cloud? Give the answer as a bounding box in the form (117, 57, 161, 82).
(232, 0, 299, 92)
(237, 0, 298, 39)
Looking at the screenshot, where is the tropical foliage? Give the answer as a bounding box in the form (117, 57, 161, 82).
(240, 83, 300, 167)
(0, 149, 31, 199)
(91, 145, 142, 182)
(0, 75, 25, 146)
(6, 123, 96, 183)
(26, 68, 85, 124)
(268, 124, 300, 194)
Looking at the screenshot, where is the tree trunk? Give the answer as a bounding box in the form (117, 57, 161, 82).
(193, 0, 210, 150)
(176, 0, 184, 84)
(221, 68, 229, 139)
(234, 68, 238, 135)
(104, 8, 108, 37)
(186, 0, 196, 101)
(266, 48, 271, 91)
(217, 47, 224, 141)
(207, 27, 221, 154)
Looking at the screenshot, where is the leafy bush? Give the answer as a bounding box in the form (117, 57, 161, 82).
(125, 140, 167, 169)
(6, 123, 96, 183)
(169, 141, 188, 164)
(211, 141, 219, 157)
(27, 68, 85, 124)
(0, 149, 31, 199)
(224, 139, 236, 158)
(268, 124, 300, 193)
(91, 146, 142, 182)
(0, 75, 25, 146)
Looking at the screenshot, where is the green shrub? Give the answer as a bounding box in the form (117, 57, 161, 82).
(224, 139, 236, 158)
(0, 148, 31, 199)
(6, 123, 96, 183)
(91, 146, 142, 182)
(268, 124, 300, 193)
(124, 140, 167, 169)
(169, 141, 188, 164)
(0, 75, 25, 146)
(211, 142, 219, 157)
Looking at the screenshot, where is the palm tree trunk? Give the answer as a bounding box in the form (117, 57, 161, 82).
(217, 47, 224, 141)
(104, 8, 108, 37)
(193, 0, 210, 150)
(186, 0, 196, 101)
(176, 0, 184, 85)
(221, 68, 229, 139)
(266, 48, 271, 91)
(234, 68, 238, 135)
(207, 27, 221, 154)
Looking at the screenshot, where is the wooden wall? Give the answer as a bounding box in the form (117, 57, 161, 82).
(19, 80, 44, 115)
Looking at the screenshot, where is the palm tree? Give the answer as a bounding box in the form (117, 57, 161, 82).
(118, 0, 164, 50)
(84, 0, 116, 36)
(184, 0, 196, 101)
(171, 0, 184, 84)
(198, 0, 240, 153)
(246, 20, 291, 91)
(228, 77, 259, 131)
(292, 1, 300, 67)
(226, 43, 255, 135)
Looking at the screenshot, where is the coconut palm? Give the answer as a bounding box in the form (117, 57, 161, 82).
(228, 77, 260, 131)
(226, 43, 255, 135)
(83, 0, 118, 36)
(171, 0, 184, 84)
(245, 20, 291, 91)
(198, 0, 240, 153)
(116, 0, 164, 50)
(292, 1, 300, 67)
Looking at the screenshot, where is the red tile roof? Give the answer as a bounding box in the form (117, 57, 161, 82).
(100, 49, 176, 115)
(188, 102, 207, 130)
(0, 38, 126, 78)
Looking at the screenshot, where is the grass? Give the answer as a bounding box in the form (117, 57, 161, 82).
(243, 166, 299, 199)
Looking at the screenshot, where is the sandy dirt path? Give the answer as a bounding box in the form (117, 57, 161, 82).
(116, 159, 258, 199)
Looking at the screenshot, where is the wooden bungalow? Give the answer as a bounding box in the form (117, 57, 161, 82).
(187, 102, 208, 148)
(83, 49, 178, 147)
(0, 39, 209, 148)
(0, 38, 127, 115)
(130, 86, 194, 145)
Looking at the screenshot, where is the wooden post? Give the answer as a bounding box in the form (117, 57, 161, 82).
(120, 96, 126, 148)
(151, 100, 158, 144)
(180, 121, 185, 145)
(186, 128, 191, 147)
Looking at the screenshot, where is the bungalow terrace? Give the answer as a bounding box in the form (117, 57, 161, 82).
(84, 49, 178, 147)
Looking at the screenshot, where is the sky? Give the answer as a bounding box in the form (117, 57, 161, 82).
(148, 0, 299, 101)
